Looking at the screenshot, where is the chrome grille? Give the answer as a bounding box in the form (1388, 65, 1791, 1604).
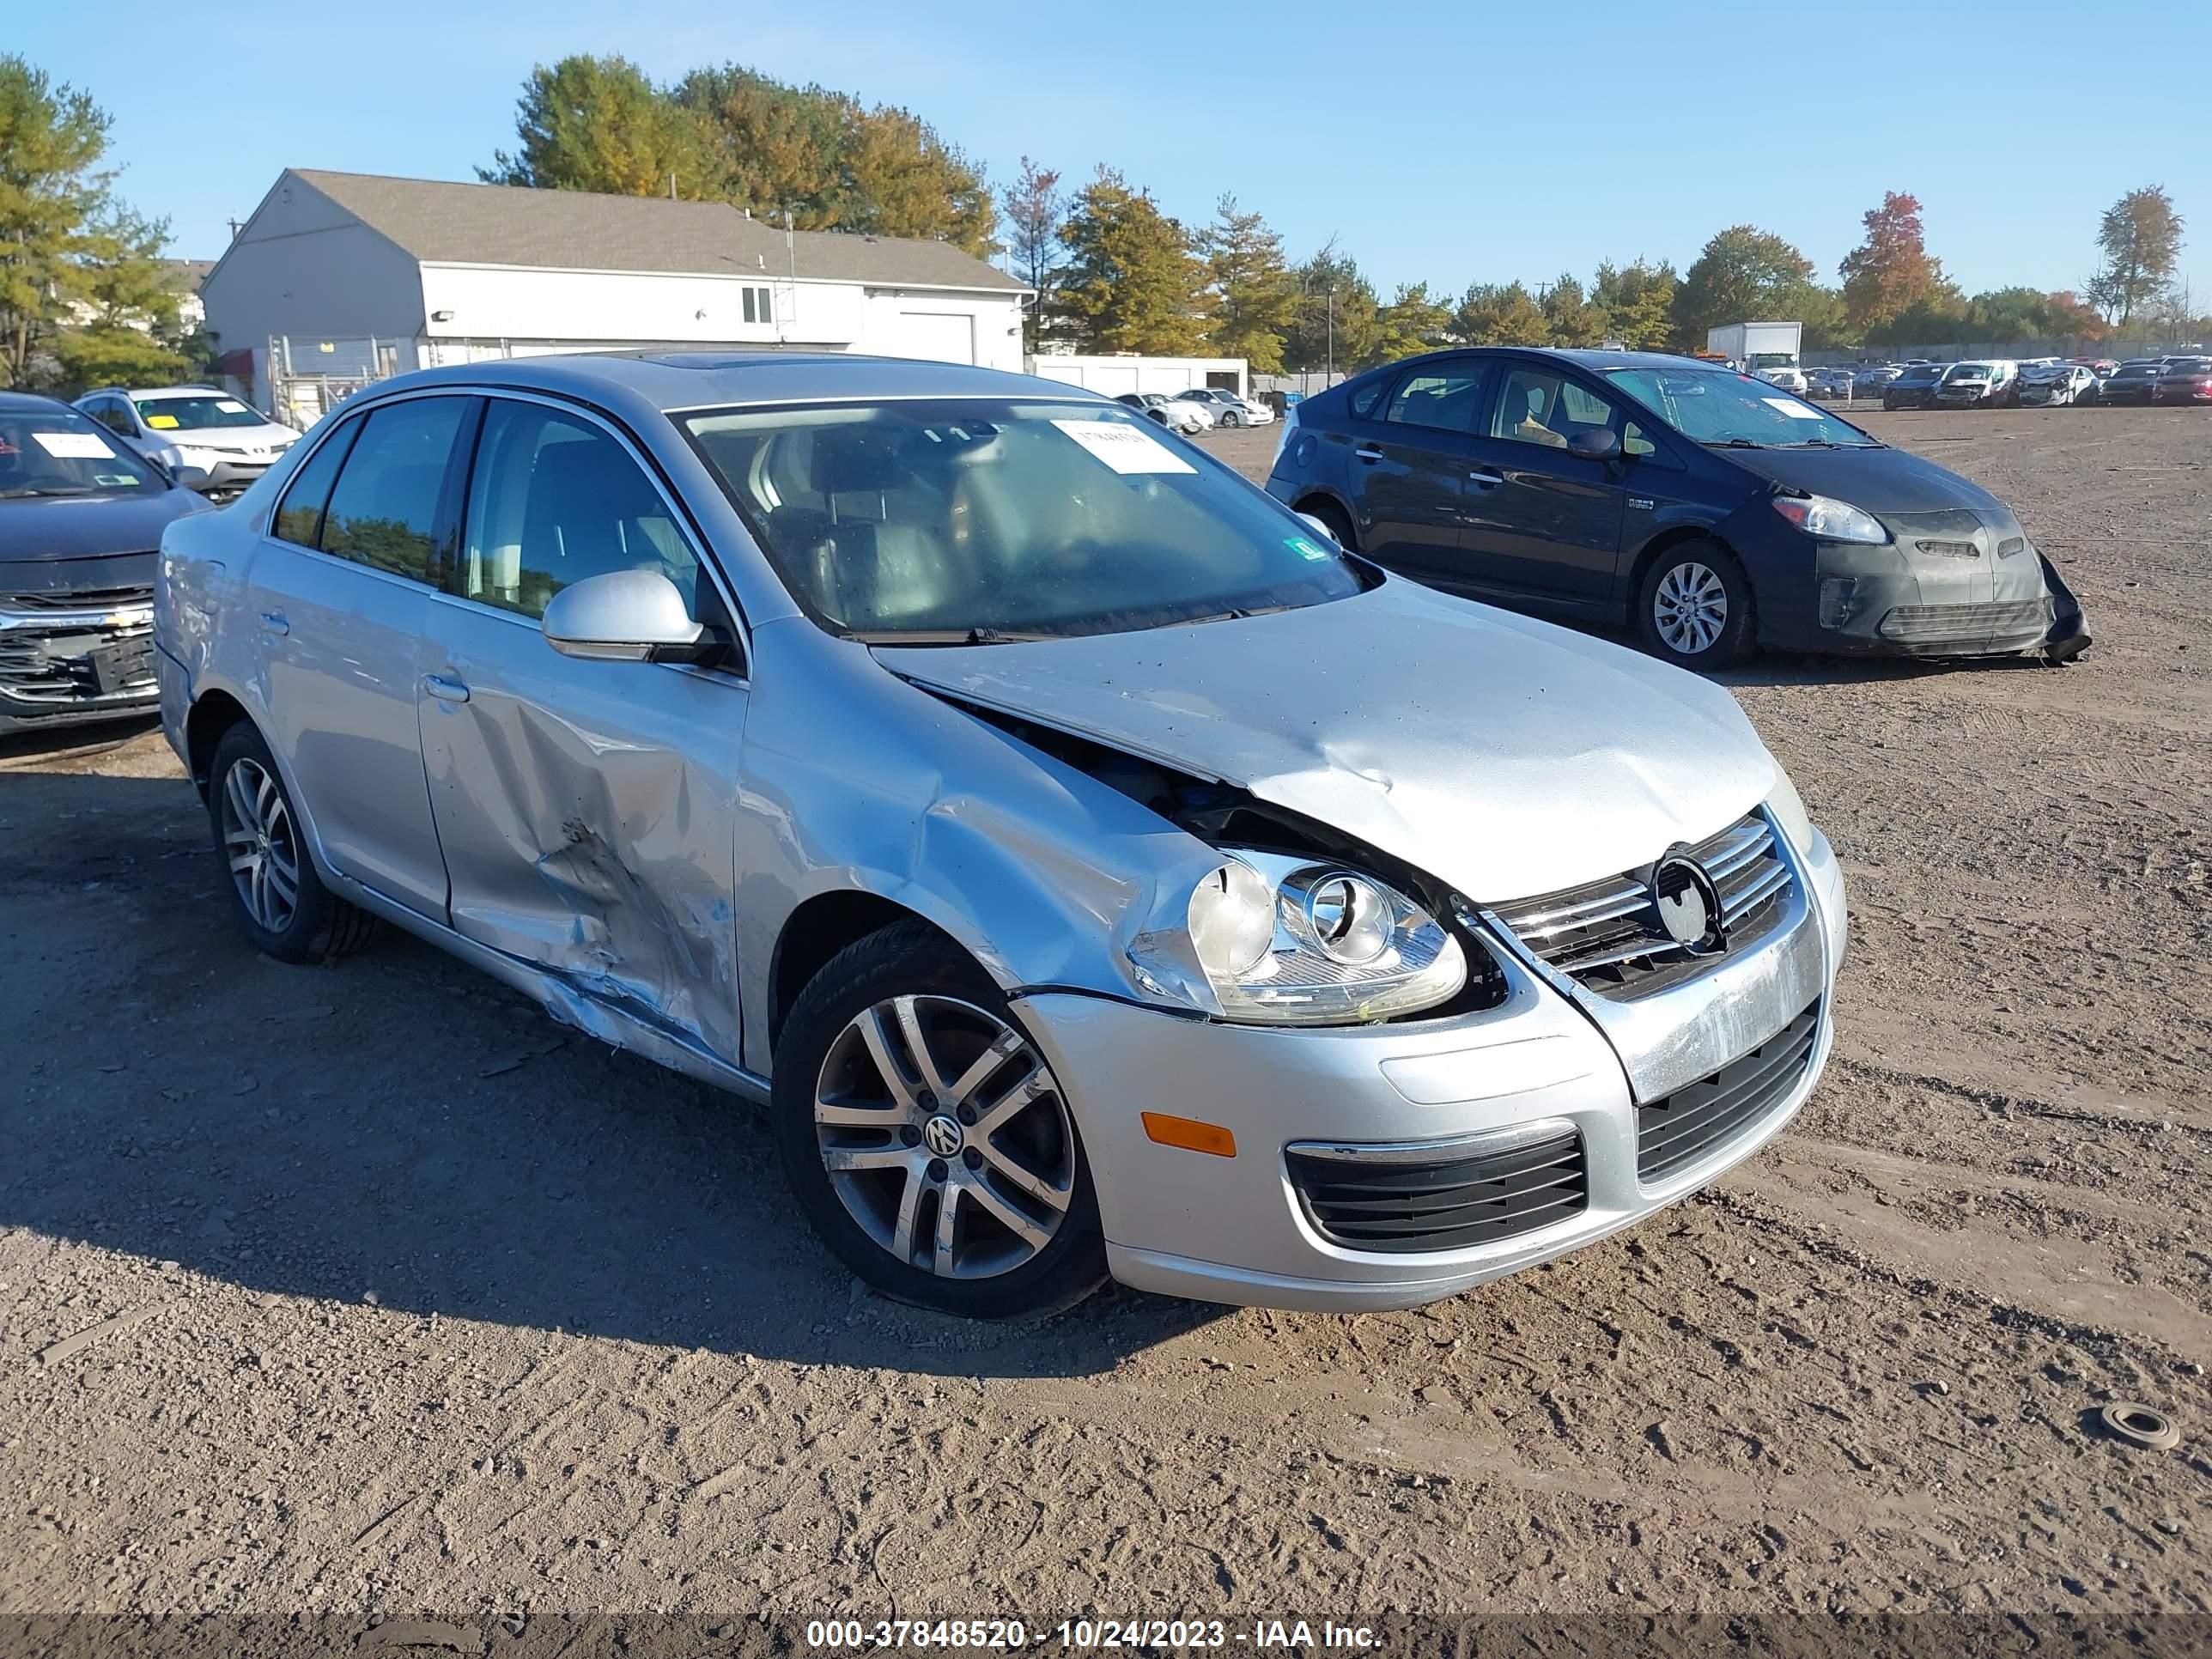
(1489, 812, 1792, 999)
(0, 584, 153, 612)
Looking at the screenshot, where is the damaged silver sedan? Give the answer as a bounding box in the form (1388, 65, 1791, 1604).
(156, 354, 1848, 1318)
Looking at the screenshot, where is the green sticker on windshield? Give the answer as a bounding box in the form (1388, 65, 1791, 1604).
(1285, 535, 1329, 561)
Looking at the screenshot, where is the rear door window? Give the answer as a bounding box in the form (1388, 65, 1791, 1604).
(315, 398, 469, 581)
(1384, 368, 1486, 434)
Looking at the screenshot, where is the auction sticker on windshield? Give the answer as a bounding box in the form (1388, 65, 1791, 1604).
(1052, 418, 1197, 475)
(33, 431, 116, 459)
(1762, 398, 1825, 420)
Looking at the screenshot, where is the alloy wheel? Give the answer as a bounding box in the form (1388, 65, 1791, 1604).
(220, 757, 300, 933)
(1653, 562, 1729, 656)
(812, 995, 1075, 1280)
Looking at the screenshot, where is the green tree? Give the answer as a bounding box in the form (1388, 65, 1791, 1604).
(1670, 224, 1821, 347)
(52, 204, 185, 386)
(841, 102, 994, 254)
(1590, 259, 1678, 349)
(1284, 240, 1379, 375)
(2087, 185, 2184, 327)
(480, 56, 712, 199)
(1370, 282, 1453, 363)
(1055, 168, 1209, 355)
(1198, 195, 1295, 375)
(1869, 279, 1969, 347)
(1001, 157, 1065, 352)
(1539, 272, 1607, 347)
(1452, 281, 1548, 346)
(672, 64, 848, 226)
(486, 58, 997, 255)
(1839, 191, 1942, 334)
(0, 57, 179, 390)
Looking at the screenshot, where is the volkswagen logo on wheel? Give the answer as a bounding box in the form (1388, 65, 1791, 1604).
(921, 1114, 966, 1158)
(1649, 849, 1727, 956)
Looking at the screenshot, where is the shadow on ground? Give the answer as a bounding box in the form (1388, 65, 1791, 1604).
(2, 765, 1222, 1380)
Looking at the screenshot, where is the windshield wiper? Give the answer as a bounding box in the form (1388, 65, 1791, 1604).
(1158, 603, 1302, 629)
(0, 485, 98, 498)
(1700, 438, 1768, 449)
(849, 626, 1063, 646)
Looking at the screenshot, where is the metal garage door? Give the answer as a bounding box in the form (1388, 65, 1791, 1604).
(888, 312, 976, 365)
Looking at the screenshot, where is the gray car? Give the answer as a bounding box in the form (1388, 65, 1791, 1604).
(156, 354, 1848, 1319)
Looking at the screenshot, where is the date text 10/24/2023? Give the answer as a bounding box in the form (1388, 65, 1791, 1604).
(804, 1619, 1382, 1650)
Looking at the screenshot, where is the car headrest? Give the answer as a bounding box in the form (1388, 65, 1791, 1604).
(811, 429, 908, 495)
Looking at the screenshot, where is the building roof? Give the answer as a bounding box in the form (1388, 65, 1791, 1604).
(160, 258, 216, 294)
(285, 169, 1024, 294)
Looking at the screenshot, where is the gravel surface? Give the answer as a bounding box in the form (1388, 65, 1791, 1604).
(3, 406, 2208, 1628)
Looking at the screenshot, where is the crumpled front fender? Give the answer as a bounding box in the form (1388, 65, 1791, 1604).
(732, 618, 1220, 1073)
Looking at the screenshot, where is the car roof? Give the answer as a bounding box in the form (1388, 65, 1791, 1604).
(0, 390, 80, 414)
(113, 385, 228, 398)
(362, 351, 1110, 415)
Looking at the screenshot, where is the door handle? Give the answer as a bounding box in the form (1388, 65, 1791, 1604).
(422, 673, 470, 704)
(1468, 468, 1504, 488)
(258, 610, 289, 636)
(1352, 443, 1383, 465)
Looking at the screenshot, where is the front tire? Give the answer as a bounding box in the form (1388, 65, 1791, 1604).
(1638, 541, 1754, 671)
(1220, 410, 1243, 428)
(771, 922, 1108, 1320)
(206, 721, 377, 963)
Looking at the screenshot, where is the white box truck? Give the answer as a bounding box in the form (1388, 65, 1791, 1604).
(1705, 323, 1806, 394)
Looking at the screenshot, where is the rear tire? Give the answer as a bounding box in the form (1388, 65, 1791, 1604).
(771, 922, 1108, 1321)
(206, 722, 378, 964)
(1638, 541, 1754, 671)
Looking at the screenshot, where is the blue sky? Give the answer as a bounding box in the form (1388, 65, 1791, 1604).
(15, 0, 2210, 305)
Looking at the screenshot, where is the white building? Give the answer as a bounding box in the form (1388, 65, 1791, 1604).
(1025, 354, 1248, 398)
(201, 169, 1029, 420)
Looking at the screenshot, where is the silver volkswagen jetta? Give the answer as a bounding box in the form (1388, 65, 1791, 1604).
(155, 353, 1848, 1319)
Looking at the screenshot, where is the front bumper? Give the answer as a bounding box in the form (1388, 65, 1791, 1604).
(0, 589, 160, 733)
(1741, 510, 2072, 659)
(1017, 828, 1848, 1310)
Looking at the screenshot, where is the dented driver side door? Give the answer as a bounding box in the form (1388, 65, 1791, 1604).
(416, 393, 750, 1064)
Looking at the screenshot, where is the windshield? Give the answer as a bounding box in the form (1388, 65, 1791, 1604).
(681, 398, 1368, 640)
(2116, 364, 2156, 376)
(1948, 364, 1995, 380)
(0, 407, 161, 499)
(1602, 368, 1876, 447)
(1747, 352, 1799, 369)
(134, 395, 265, 432)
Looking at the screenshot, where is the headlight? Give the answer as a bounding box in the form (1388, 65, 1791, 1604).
(1764, 764, 1814, 854)
(1133, 850, 1468, 1024)
(1769, 493, 1891, 545)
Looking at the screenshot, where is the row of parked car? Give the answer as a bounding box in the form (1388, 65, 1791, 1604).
(1801, 355, 2212, 410)
(1112, 386, 1275, 434)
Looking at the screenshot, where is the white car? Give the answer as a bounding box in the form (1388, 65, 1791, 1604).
(75, 386, 300, 495)
(1176, 386, 1274, 428)
(1115, 392, 1212, 434)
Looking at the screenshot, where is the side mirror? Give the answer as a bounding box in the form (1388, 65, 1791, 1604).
(541, 568, 710, 663)
(1297, 511, 1340, 544)
(1568, 427, 1623, 462)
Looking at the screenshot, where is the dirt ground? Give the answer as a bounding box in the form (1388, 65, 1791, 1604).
(3, 405, 2209, 1633)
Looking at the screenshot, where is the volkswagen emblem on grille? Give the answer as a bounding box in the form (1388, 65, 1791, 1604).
(1649, 849, 1726, 956)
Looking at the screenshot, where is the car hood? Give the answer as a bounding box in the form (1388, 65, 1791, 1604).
(1716, 441, 2010, 520)
(876, 580, 1775, 903)
(0, 488, 211, 562)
